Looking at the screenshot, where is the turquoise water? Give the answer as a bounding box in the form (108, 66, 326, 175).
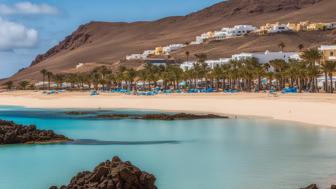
(1, 106, 336, 189)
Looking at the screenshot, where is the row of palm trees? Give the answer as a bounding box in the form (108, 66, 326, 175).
(2, 49, 336, 93)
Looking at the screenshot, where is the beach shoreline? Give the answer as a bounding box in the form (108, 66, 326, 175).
(0, 91, 335, 127)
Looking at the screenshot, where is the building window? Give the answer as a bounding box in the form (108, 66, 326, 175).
(331, 52, 334, 56)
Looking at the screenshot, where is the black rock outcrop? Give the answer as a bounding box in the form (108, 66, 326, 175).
(301, 184, 336, 189)
(0, 120, 71, 144)
(50, 156, 157, 189)
(77, 112, 229, 120)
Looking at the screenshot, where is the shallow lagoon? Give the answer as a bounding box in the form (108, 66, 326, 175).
(1, 106, 336, 189)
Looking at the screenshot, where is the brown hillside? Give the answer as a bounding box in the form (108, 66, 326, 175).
(6, 0, 336, 82)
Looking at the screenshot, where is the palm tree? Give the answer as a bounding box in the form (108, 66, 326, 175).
(185, 51, 190, 62)
(228, 59, 241, 89)
(137, 69, 148, 90)
(301, 49, 322, 92)
(143, 63, 162, 89)
(3, 81, 13, 90)
(46, 71, 53, 90)
(221, 64, 230, 90)
(194, 53, 208, 88)
(53, 74, 65, 89)
(40, 69, 48, 90)
(105, 73, 115, 90)
(322, 61, 336, 93)
(321, 62, 330, 92)
(19, 80, 30, 90)
(266, 72, 274, 90)
(124, 68, 137, 90)
(254, 63, 266, 91)
(278, 41, 286, 52)
(270, 59, 288, 90)
(212, 65, 223, 90)
(77, 73, 89, 89)
(168, 64, 183, 89)
(160, 70, 171, 90)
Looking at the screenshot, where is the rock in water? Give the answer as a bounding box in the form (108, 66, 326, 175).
(92, 113, 229, 120)
(51, 156, 157, 189)
(301, 184, 318, 189)
(0, 120, 71, 144)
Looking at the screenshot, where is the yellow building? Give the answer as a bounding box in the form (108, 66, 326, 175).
(298, 21, 310, 31)
(207, 31, 214, 38)
(154, 47, 164, 56)
(259, 23, 274, 31)
(287, 21, 310, 32)
(319, 45, 336, 64)
(307, 23, 328, 31)
(287, 23, 297, 31)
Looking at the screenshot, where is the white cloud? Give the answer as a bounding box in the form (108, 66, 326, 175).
(0, 17, 38, 51)
(0, 2, 58, 15)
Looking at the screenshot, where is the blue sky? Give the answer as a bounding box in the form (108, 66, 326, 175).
(0, 0, 223, 79)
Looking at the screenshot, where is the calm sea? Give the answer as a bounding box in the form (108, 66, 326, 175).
(0, 106, 336, 189)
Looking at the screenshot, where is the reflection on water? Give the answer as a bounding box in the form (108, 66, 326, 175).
(0, 106, 336, 189)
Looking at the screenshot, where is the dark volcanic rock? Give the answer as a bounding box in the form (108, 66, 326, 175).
(301, 184, 318, 189)
(64, 111, 95, 115)
(51, 156, 157, 189)
(138, 113, 228, 120)
(301, 184, 336, 189)
(95, 114, 131, 119)
(0, 120, 71, 145)
(91, 113, 229, 120)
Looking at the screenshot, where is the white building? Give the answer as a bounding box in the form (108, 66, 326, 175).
(191, 25, 257, 44)
(191, 36, 204, 45)
(232, 50, 300, 64)
(268, 24, 291, 33)
(163, 44, 186, 54)
(206, 58, 231, 69)
(213, 31, 227, 41)
(143, 50, 155, 57)
(126, 49, 157, 60)
(180, 61, 195, 71)
(317, 76, 336, 88)
(180, 58, 231, 71)
(326, 22, 336, 30)
(223, 25, 257, 37)
(180, 51, 300, 71)
(126, 54, 146, 60)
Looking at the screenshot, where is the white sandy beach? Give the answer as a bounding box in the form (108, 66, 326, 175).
(0, 91, 335, 127)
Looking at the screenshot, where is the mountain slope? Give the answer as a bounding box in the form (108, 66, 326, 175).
(7, 0, 336, 82)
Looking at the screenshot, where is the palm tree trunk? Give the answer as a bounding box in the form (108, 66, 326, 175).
(315, 77, 319, 93)
(222, 78, 226, 90)
(42, 75, 45, 90)
(48, 78, 51, 90)
(324, 72, 328, 92)
(258, 76, 261, 92)
(330, 74, 334, 93)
